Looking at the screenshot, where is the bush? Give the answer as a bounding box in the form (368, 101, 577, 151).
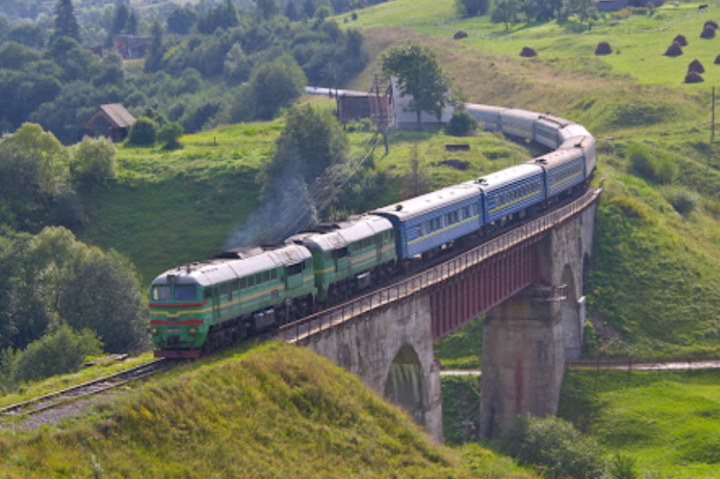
(456, 0, 491, 17)
(445, 110, 479, 136)
(71, 136, 117, 189)
(661, 186, 699, 216)
(128, 117, 157, 146)
(628, 144, 676, 184)
(4, 323, 103, 385)
(608, 454, 639, 479)
(499, 414, 607, 479)
(157, 122, 184, 149)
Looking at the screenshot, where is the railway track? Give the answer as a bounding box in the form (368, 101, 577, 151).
(0, 358, 174, 422)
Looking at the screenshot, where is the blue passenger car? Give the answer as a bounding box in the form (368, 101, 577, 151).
(465, 103, 504, 131)
(534, 115, 573, 150)
(474, 164, 546, 224)
(371, 183, 483, 259)
(530, 148, 587, 198)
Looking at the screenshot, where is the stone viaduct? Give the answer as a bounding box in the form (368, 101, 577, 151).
(277, 188, 601, 442)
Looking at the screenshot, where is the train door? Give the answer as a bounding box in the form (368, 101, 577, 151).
(286, 262, 304, 292)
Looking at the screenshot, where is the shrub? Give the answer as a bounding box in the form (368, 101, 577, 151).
(628, 144, 677, 183)
(499, 414, 607, 479)
(71, 136, 117, 189)
(455, 0, 491, 17)
(661, 186, 699, 216)
(128, 117, 157, 146)
(608, 454, 639, 479)
(4, 323, 103, 385)
(445, 110, 479, 136)
(157, 122, 184, 149)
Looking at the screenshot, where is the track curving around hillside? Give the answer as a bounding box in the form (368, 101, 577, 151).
(0, 359, 175, 425)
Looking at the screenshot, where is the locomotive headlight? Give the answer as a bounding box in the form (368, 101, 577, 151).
(149, 327, 157, 334)
(189, 327, 198, 334)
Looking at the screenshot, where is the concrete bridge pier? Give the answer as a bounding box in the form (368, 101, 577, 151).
(479, 285, 567, 439)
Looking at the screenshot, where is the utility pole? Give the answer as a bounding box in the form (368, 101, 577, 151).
(709, 87, 715, 173)
(370, 74, 390, 154)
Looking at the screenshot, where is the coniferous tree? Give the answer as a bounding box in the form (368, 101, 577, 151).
(53, 0, 80, 43)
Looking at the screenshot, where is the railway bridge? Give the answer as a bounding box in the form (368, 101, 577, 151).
(275, 187, 601, 441)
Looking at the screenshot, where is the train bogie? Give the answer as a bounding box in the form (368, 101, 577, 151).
(465, 103, 504, 131)
(474, 164, 546, 224)
(373, 183, 483, 260)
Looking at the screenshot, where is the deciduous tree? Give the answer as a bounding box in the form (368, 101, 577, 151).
(381, 43, 451, 127)
(491, 0, 522, 29)
(71, 136, 117, 190)
(455, 0, 491, 17)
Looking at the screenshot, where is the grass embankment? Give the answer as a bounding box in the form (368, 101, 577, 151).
(560, 369, 720, 478)
(0, 342, 537, 479)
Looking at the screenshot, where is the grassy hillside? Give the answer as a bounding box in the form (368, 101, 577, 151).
(560, 369, 720, 477)
(0, 342, 537, 479)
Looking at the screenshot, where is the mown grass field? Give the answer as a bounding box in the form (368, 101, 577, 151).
(560, 369, 720, 478)
(0, 342, 538, 479)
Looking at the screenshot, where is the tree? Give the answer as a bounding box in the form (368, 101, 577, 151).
(562, 0, 598, 24)
(111, 2, 129, 36)
(256, 0, 280, 20)
(71, 136, 117, 190)
(381, 43, 451, 127)
(53, 0, 80, 43)
(285, 1, 300, 21)
(491, 0, 522, 29)
(128, 117, 157, 146)
(249, 55, 307, 120)
(224, 42, 252, 85)
(455, 0, 491, 17)
(0, 123, 71, 227)
(167, 7, 198, 35)
(157, 122, 184, 149)
(4, 323, 103, 385)
(145, 21, 165, 72)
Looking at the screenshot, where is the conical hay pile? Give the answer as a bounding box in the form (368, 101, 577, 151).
(685, 71, 704, 83)
(701, 26, 716, 38)
(715, 54, 720, 64)
(705, 19, 719, 29)
(673, 34, 688, 46)
(688, 59, 705, 73)
(520, 46, 537, 57)
(595, 41, 612, 55)
(664, 41, 683, 56)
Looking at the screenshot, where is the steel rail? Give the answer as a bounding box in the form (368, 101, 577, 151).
(0, 358, 172, 420)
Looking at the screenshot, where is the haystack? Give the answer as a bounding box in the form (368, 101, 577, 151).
(664, 41, 683, 56)
(688, 59, 705, 73)
(705, 19, 719, 29)
(701, 25, 716, 38)
(685, 71, 704, 83)
(453, 30, 468, 40)
(673, 34, 688, 46)
(595, 41, 612, 55)
(715, 54, 720, 64)
(519, 46, 537, 57)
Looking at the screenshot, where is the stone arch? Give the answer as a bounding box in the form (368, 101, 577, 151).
(383, 345, 427, 425)
(560, 264, 582, 360)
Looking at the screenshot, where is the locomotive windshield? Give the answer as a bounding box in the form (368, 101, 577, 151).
(174, 285, 197, 301)
(152, 285, 171, 301)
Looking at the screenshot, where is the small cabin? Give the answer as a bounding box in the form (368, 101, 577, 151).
(83, 104, 136, 142)
(337, 91, 390, 124)
(114, 35, 152, 60)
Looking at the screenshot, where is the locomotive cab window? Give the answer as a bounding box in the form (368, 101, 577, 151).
(204, 288, 213, 300)
(175, 285, 196, 301)
(336, 247, 348, 259)
(288, 263, 303, 276)
(152, 285, 171, 301)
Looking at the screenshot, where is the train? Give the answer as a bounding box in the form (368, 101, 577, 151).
(148, 103, 597, 358)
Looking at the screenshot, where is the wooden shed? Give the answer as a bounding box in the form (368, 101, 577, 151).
(83, 104, 136, 142)
(337, 92, 390, 124)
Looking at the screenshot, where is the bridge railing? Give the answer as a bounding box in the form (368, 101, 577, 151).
(276, 187, 603, 344)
